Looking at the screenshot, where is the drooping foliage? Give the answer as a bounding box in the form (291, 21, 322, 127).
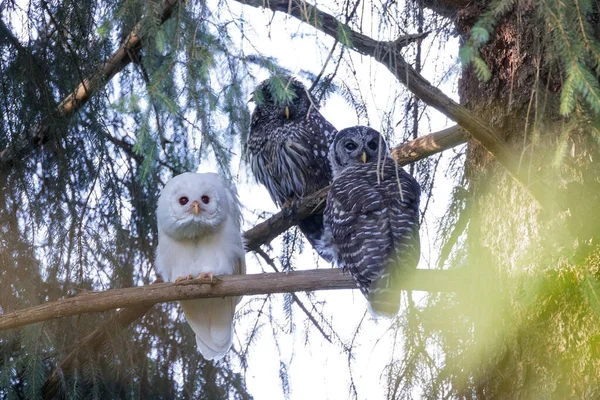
(0, 0, 258, 396)
(2, 0, 600, 398)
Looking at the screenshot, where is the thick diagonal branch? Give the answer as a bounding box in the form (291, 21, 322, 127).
(235, 0, 548, 207)
(0, 269, 468, 331)
(245, 125, 467, 250)
(0, 0, 181, 169)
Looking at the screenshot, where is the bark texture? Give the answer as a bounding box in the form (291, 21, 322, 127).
(450, 2, 600, 398)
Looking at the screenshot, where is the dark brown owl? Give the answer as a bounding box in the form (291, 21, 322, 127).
(248, 76, 337, 260)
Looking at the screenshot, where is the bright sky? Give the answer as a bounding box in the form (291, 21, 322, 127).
(5, 0, 463, 397)
(198, 1, 464, 399)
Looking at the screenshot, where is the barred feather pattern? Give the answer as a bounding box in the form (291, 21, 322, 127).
(248, 77, 337, 258)
(323, 127, 421, 317)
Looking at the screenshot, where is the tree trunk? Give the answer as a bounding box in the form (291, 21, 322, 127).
(454, 2, 600, 398)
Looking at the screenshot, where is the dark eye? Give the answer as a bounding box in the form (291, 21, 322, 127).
(201, 195, 210, 204)
(367, 140, 378, 151)
(178, 197, 189, 205)
(345, 142, 357, 151)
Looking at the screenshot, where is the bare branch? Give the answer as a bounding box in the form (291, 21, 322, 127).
(0, 269, 467, 332)
(234, 0, 549, 207)
(421, 0, 470, 18)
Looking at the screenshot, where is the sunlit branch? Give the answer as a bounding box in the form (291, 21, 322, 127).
(234, 0, 550, 208)
(0, 269, 467, 331)
(245, 125, 468, 250)
(391, 125, 467, 163)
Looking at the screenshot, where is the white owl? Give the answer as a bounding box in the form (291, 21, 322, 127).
(155, 172, 246, 360)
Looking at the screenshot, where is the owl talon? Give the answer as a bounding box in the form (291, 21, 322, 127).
(175, 274, 195, 282)
(282, 199, 299, 218)
(197, 272, 215, 283)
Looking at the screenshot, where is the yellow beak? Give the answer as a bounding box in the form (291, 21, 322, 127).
(361, 152, 367, 163)
(284, 106, 290, 119)
(192, 201, 200, 215)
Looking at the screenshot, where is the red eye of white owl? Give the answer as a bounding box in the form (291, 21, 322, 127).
(201, 195, 210, 204)
(178, 196, 189, 205)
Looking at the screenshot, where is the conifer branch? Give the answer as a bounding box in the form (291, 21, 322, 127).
(41, 305, 154, 400)
(421, 0, 469, 18)
(0, 269, 467, 331)
(0, 0, 182, 169)
(235, 0, 550, 208)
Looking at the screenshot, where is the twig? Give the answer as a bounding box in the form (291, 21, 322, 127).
(254, 248, 333, 343)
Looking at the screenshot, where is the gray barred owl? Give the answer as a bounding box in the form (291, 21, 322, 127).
(323, 126, 421, 317)
(248, 76, 337, 260)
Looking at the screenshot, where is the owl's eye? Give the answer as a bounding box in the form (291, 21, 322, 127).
(179, 197, 189, 206)
(345, 142, 357, 151)
(367, 140, 378, 151)
(201, 195, 210, 204)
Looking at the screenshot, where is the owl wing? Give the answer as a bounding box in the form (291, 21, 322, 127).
(249, 112, 335, 260)
(325, 158, 420, 316)
(250, 117, 333, 206)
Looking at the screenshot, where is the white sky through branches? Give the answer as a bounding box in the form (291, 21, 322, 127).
(199, 1, 463, 398)
(5, 0, 462, 397)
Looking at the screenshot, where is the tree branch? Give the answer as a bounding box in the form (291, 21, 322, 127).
(245, 125, 468, 251)
(41, 305, 154, 400)
(391, 125, 467, 163)
(41, 124, 467, 387)
(234, 0, 549, 208)
(421, 0, 470, 18)
(0, 0, 181, 169)
(0, 268, 467, 332)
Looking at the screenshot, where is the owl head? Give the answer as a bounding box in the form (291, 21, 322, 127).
(250, 76, 316, 125)
(329, 126, 390, 176)
(157, 172, 234, 240)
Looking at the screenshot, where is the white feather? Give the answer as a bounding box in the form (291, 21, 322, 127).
(155, 172, 246, 360)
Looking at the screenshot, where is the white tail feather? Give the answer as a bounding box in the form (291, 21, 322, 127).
(180, 297, 236, 360)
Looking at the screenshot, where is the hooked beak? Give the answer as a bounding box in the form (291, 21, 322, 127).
(284, 106, 290, 119)
(247, 94, 254, 104)
(191, 201, 201, 215)
(361, 152, 367, 164)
